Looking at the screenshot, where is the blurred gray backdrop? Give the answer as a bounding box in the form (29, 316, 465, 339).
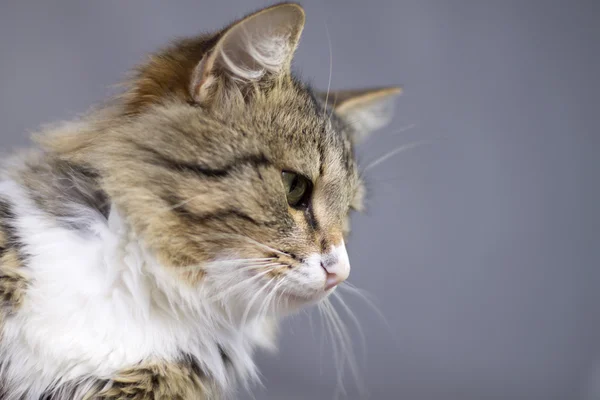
(1, 1, 598, 399)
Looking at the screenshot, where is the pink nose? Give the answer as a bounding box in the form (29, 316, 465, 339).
(324, 272, 344, 290)
(321, 259, 346, 290)
(320, 242, 351, 290)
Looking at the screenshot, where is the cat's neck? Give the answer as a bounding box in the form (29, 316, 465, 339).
(0, 174, 271, 397)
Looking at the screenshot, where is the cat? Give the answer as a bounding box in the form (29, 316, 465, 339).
(0, 3, 400, 399)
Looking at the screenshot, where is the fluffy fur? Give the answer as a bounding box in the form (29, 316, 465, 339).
(0, 3, 399, 398)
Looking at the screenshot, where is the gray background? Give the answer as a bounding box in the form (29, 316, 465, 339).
(0, 1, 598, 399)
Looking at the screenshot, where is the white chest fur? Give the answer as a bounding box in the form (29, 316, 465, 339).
(0, 179, 268, 398)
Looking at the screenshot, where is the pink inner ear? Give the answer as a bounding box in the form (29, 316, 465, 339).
(189, 4, 305, 103)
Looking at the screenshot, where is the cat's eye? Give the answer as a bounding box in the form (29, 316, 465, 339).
(282, 171, 311, 208)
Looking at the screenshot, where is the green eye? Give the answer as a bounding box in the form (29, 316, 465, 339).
(282, 171, 311, 208)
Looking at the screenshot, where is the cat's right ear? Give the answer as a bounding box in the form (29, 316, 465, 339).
(190, 3, 305, 106)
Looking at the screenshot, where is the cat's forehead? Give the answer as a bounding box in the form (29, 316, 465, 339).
(220, 81, 357, 180)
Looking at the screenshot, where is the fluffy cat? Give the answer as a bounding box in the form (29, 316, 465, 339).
(0, 3, 400, 399)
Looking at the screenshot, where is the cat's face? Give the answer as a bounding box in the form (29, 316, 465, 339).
(104, 83, 360, 311)
(58, 4, 399, 316)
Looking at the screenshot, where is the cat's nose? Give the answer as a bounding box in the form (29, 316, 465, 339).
(320, 240, 350, 290)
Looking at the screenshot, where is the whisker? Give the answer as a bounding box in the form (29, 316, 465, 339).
(225, 234, 289, 257)
(215, 233, 290, 258)
(179, 260, 277, 273)
(322, 21, 333, 118)
(316, 307, 326, 376)
(318, 304, 341, 388)
(332, 291, 367, 363)
(323, 298, 365, 397)
(234, 263, 283, 270)
(272, 277, 290, 316)
(385, 123, 417, 136)
(241, 277, 275, 328)
(339, 283, 391, 331)
(210, 264, 283, 287)
(306, 308, 315, 340)
(319, 301, 346, 398)
(257, 277, 285, 320)
(217, 257, 276, 264)
(362, 140, 434, 173)
(207, 267, 279, 302)
(173, 231, 290, 262)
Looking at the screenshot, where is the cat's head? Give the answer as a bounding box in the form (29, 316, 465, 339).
(47, 3, 400, 316)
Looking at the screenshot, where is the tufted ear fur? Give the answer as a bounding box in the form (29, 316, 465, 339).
(318, 87, 402, 142)
(191, 3, 305, 105)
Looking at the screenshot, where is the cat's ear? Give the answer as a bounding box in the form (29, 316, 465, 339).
(191, 3, 305, 105)
(319, 87, 402, 143)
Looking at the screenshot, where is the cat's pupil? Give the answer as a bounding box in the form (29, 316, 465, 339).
(289, 176, 299, 191)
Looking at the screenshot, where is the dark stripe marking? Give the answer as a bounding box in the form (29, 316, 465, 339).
(305, 206, 319, 231)
(0, 200, 23, 254)
(177, 206, 267, 227)
(130, 141, 271, 178)
(320, 238, 329, 253)
(217, 345, 232, 367)
(163, 195, 274, 227)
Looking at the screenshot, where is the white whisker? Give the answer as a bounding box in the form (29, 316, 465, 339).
(363, 140, 433, 172)
(218, 233, 289, 258)
(179, 259, 277, 273)
(257, 277, 285, 320)
(339, 283, 390, 330)
(322, 298, 365, 397)
(386, 123, 417, 135)
(323, 21, 333, 118)
(209, 264, 282, 286)
(207, 267, 277, 302)
(218, 257, 276, 264)
(306, 308, 315, 339)
(233, 262, 283, 270)
(241, 277, 275, 328)
(320, 300, 347, 398)
(316, 307, 326, 376)
(272, 278, 290, 316)
(332, 291, 367, 362)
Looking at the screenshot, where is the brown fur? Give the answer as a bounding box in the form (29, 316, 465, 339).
(1, 3, 400, 398)
(120, 37, 218, 117)
(0, 200, 28, 315)
(84, 357, 213, 400)
(13, 152, 110, 231)
(38, 32, 360, 282)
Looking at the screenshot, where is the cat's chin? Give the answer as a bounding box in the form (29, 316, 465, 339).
(276, 288, 335, 314)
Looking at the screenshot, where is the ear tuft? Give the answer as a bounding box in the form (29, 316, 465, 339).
(319, 87, 402, 142)
(191, 3, 305, 104)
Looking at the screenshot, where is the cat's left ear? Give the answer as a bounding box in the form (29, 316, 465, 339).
(318, 87, 402, 143)
(191, 3, 305, 105)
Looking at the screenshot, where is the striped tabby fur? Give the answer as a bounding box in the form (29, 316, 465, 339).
(0, 3, 400, 399)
